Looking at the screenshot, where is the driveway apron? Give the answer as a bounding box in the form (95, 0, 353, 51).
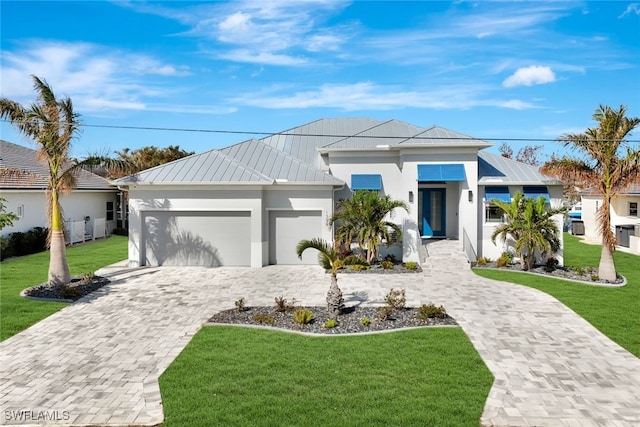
(1, 241, 639, 426)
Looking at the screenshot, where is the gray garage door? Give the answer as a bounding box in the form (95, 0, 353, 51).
(142, 211, 251, 266)
(269, 210, 322, 265)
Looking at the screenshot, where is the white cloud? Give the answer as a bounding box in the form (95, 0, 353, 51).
(124, 0, 351, 66)
(231, 82, 539, 111)
(502, 66, 556, 88)
(619, 3, 640, 18)
(0, 41, 228, 116)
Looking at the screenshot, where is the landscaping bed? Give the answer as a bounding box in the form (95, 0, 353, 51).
(208, 304, 456, 335)
(474, 261, 625, 285)
(22, 275, 110, 301)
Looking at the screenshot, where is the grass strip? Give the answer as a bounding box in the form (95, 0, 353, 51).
(0, 235, 127, 341)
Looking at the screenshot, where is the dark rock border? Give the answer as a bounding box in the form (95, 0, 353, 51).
(22, 276, 111, 302)
(474, 262, 626, 287)
(208, 305, 457, 335)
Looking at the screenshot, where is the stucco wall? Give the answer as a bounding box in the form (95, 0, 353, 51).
(479, 185, 565, 265)
(1, 190, 118, 238)
(581, 194, 640, 254)
(126, 185, 335, 268)
(326, 148, 480, 263)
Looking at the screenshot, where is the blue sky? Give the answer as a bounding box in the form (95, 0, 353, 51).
(1, 1, 639, 159)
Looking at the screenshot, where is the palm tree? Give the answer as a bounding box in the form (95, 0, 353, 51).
(296, 238, 368, 318)
(540, 104, 640, 281)
(491, 193, 564, 270)
(331, 191, 408, 263)
(0, 76, 130, 287)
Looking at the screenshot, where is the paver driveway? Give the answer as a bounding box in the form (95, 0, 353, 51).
(1, 240, 639, 426)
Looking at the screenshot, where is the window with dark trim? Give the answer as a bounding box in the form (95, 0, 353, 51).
(106, 201, 114, 221)
(630, 202, 638, 217)
(485, 204, 505, 223)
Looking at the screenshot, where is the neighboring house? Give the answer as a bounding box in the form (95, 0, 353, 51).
(0, 140, 119, 242)
(115, 118, 564, 268)
(580, 183, 640, 254)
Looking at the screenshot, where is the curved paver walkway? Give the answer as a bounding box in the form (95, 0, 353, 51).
(0, 240, 638, 426)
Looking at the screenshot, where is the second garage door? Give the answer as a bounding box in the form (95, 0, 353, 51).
(142, 211, 251, 266)
(269, 210, 323, 265)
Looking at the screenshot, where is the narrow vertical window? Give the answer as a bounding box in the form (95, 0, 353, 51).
(106, 201, 114, 221)
(630, 202, 638, 217)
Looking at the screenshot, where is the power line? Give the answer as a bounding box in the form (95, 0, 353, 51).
(2, 118, 639, 143)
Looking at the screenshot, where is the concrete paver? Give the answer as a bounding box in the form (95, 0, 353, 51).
(0, 239, 639, 426)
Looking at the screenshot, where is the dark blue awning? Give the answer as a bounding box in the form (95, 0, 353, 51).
(484, 186, 511, 202)
(417, 164, 466, 182)
(523, 186, 550, 201)
(351, 174, 382, 190)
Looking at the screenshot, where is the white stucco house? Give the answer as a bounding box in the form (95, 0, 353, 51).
(115, 118, 564, 268)
(580, 183, 640, 254)
(0, 140, 119, 242)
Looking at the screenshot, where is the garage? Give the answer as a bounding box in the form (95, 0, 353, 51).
(269, 210, 323, 265)
(142, 211, 251, 266)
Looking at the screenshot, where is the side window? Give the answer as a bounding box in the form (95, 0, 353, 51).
(485, 204, 505, 223)
(630, 202, 638, 217)
(106, 201, 114, 221)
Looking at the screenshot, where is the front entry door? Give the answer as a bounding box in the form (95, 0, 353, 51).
(420, 188, 446, 237)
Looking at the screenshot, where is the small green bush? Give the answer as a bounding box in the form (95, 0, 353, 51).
(496, 256, 509, 268)
(349, 264, 369, 271)
(544, 257, 559, 272)
(274, 296, 296, 313)
(252, 314, 275, 325)
(112, 227, 128, 236)
(376, 305, 394, 321)
(418, 303, 447, 320)
(570, 265, 587, 276)
(591, 275, 600, 282)
(360, 317, 371, 327)
(324, 319, 338, 328)
(235, 298, 246, 313)
(81, 271, 96, 284)
(60, 284, 81, 300)
(293, 308, 314, 325)
(404, 261, 418, 270)
(501, 251, 515, 263)
(384, 288, 406, 311)
(476, 256, 491, 266)
(380, 260, 394, 270)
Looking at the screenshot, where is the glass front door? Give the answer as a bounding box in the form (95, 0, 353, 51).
(420, 188, 446, 237)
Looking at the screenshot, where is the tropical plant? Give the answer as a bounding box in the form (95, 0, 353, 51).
(0, 197, 19, 231)
(490, 192, 564, 271)
(296, 238, 368, 318)
(331, 190, 408, 263)
(540, 104, 640, 281)
(0, 76, 130, 287)
(110, 145, 194, 178)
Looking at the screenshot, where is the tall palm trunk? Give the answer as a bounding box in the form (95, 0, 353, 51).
(598, 245, 616, 282)
(326, 272, 344, 319)
(48, 191, 70, 287)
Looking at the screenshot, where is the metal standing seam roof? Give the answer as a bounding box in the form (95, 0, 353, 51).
(580, 183, 640, 196)
(478, 151, 562, 184)
(0, 139, 114, 190)
(220, 139, 343, 184)
(259, 118, 385, 169)
(113, 148, 273, 184)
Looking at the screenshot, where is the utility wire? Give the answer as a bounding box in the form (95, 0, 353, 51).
(2, 118, 639, 143)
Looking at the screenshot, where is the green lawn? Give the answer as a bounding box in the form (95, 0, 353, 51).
(160, 326, 493, 427)
(0, 235, 127, 341)
(474, 233, 640, 357)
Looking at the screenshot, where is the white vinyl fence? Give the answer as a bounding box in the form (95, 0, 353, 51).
(65, 217, 107, 245)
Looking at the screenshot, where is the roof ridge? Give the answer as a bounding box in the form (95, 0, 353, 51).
(320, 119, 392, 149)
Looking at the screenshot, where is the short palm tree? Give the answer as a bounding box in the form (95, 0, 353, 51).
(491, 193, 564, 270)
(540, 104, 640, 281)
(296, 238, 368, 318)
(331, 191, 408, 263)
(0, 76, 130, 287)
